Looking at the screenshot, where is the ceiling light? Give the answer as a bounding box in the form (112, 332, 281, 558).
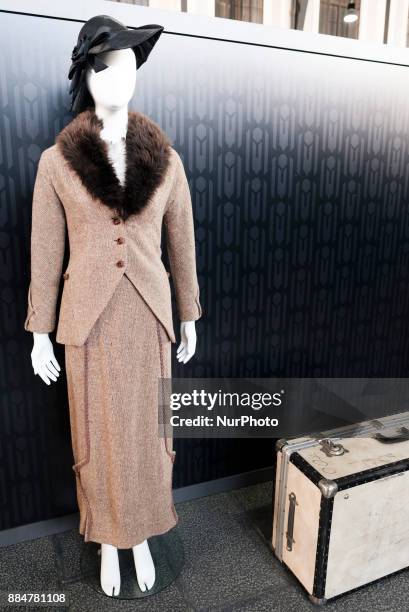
(344, 1, 358, 23)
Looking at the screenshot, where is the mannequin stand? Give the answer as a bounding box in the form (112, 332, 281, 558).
(80, 528, 184, 599)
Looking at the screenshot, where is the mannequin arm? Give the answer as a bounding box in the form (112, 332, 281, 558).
(24, 152, 65, 385)
(31, 332, 61, 385)
(24, 151, 66, 334)
(177, 321, 197, 364)
(164, 152, 202, 323)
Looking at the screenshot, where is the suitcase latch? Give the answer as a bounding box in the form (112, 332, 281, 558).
(318, 438, 348, 457)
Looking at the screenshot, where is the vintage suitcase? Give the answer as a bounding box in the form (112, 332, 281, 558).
(272, 411, 409, 604)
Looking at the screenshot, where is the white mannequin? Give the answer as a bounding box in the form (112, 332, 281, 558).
(29, 48, 197, 597)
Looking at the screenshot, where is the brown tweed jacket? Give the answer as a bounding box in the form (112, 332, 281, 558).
(24, 110, 202, 345)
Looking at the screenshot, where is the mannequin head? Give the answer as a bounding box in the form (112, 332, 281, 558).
(85, 48, 137, 111)
(68, 15, 164, 113)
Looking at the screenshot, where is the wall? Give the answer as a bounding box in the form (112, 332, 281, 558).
(2, 6, 409, 530)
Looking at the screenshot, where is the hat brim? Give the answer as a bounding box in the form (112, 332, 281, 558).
(89, 24, 164, 69)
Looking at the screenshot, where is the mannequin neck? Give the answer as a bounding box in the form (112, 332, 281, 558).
(94, 104, 128, 144)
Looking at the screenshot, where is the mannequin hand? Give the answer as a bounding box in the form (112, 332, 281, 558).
(177, 321, 197, 364)
(31, 332, 61, 385)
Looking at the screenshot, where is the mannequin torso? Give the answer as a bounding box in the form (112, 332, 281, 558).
(106, 138, 126, 185)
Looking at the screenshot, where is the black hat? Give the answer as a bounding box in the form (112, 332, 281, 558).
(68, 15, 164, 113)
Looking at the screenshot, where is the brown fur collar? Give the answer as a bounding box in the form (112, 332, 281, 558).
(56, 109, 172, 220)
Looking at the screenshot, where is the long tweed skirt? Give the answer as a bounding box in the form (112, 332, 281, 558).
(64, 273, 177, 549)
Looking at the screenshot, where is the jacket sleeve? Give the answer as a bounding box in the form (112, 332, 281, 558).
(164, 151, 202, 322)
(24, 151, 66, 334)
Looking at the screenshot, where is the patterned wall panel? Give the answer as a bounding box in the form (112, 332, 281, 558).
(1, 11, 409, 529)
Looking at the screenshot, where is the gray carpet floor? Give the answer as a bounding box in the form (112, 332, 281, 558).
(0, 481, 407, 611)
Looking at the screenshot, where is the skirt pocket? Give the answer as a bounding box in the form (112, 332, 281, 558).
(155, 319, 175, 462)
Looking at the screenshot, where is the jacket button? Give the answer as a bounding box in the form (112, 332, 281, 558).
(116, 260, 125, 268)
(63, 272, 69, 280)
(116, 237, 125, 244)
(112, 217, 121, 225)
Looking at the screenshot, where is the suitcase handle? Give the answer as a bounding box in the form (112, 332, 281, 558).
(373, 427, 409, 444)
(286, 492, 298, 551)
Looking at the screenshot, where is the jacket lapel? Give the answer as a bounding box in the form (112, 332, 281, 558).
(56, 109, 172, 220)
